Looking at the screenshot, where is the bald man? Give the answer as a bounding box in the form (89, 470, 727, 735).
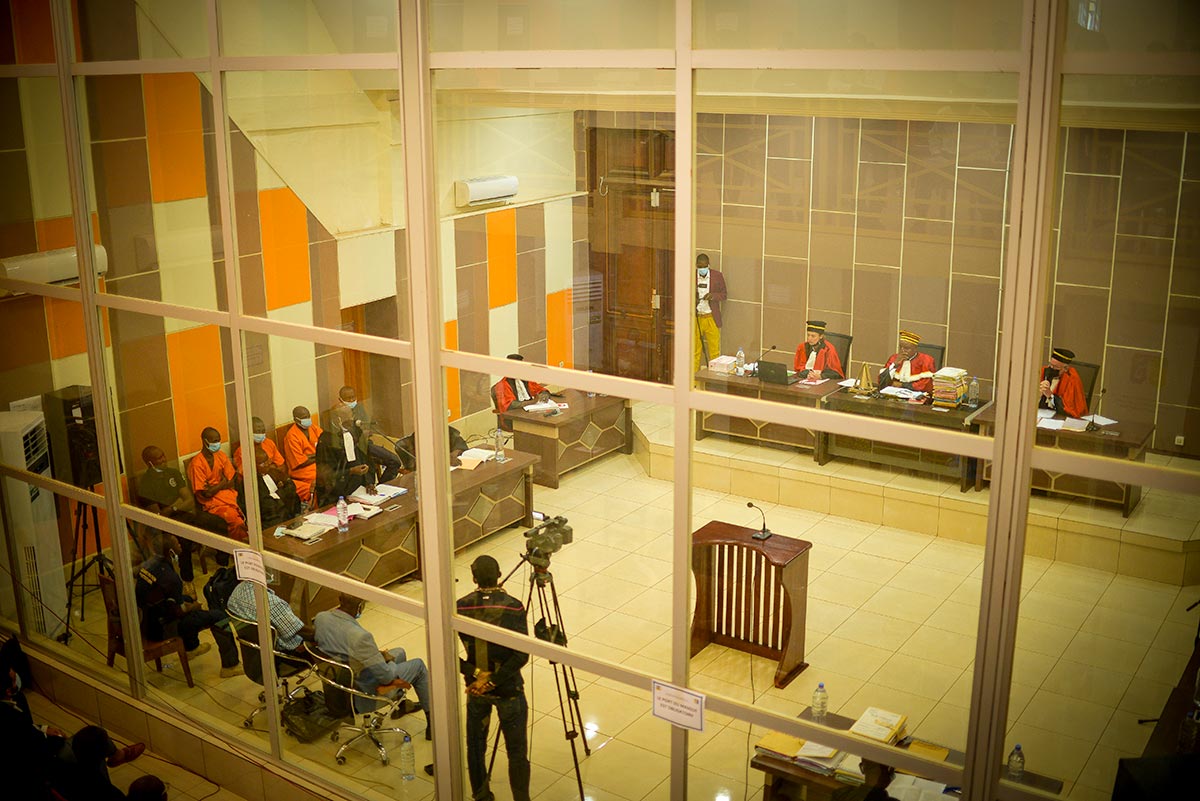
(186, 428, 247, 541)
(135, 445, 224, 585)
(283, 406, 322, 504)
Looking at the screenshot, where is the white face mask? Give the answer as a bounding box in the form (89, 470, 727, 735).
(345, 400, 358, 410)
(253, 433, 266, 443)
(297, 417, 312, 428)
(151, 465, 164, 473)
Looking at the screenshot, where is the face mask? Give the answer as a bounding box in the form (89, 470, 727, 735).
(206, 441, 221, 453)
(151, 465, 164, 473)
(253, 433, 266, 443)
(698, 267, 709, 276)
(354, 606, 364, 619)
(297, 417, 312, 428)
(12, 673, 22, 692)
(345, 401, 357, 410)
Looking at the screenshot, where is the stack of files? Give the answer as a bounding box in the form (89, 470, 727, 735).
(754, 731, 804, 760)
(753, 733, 844, 776)
(888, 775, 948, 801)
(344, 502, 381, 520)
(835, 755, 865, 785)
(931, 367, 968, 408)
(278, 522, 328, 541)
(348, 484, 407, 505)
(849, 706, 908, 744)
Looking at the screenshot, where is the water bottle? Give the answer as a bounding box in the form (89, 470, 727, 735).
(811, 682, 828, 723)
(735, 346, 746, 376)
(968, 375, 980, 407)
(587, 368, 596, 398)
(494, 427, 507, 463)
(399, 733, 415, 780)
(1180, 710, 1199, 753)
(1007, 744, 1025, 781)
(336, 496, 349, 533)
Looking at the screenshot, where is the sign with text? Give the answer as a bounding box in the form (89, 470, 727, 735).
(233, 548, 267, 586)
(651, 681, 705, 732)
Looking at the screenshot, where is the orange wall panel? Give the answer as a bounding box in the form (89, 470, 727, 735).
(36, 216, 75, 251)
(546, 288, 573, 370)
(44, 296, 87, 359)
(12, 0, 54, 64)
(259, 188, 312, 310)
(143, 73, 207, 203)
(444, 320, 461, 421)
(166, 325, 228, 459)
(486, 208, 516, 309)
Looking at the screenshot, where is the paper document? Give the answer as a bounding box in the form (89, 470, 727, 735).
(524, 401, 568, 412)
(262, 474, 280, 499)
(305, 512, 341, 528)
(849, 707, 906, 743)
(797, 742, 838, 758)
(1036, 408, 1056, 419)
(460, 448, 497, 462)
(280, 522, 329, 540)
(1083, 413, 1117, 426)
(1062, 417, 1090, 431)
(374, 484, 408, 498)
(1036, 418, 1064, 430)
(349, 484, 406, 505)
(838, 378, 858, 388)
(889, 775, 947, 801)
(879, 386, 925, 400)
(345, 502, 381, 519)
(342, 430, 357, 461)
(800, 378, 829, 386)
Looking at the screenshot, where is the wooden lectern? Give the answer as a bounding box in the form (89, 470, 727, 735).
(690, 521, 811, 688)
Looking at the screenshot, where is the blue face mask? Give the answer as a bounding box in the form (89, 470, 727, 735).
(253, 433, 266, 443)
(206, 441, 221, 453)
(698, 266, 709, 277)
(297, 417, 312, 428)
(345, 400, 357, 410)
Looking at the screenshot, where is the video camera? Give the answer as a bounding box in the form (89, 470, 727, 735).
(524, 515, 573, 570)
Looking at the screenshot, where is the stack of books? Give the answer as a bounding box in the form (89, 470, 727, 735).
(754, 733, 845, 776)
(835, 755, 865, 785)
(931, 367, 968, 409)
(849, 706, 908, 744)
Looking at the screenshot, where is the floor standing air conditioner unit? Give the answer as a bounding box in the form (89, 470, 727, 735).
(0, 411, 66, 638)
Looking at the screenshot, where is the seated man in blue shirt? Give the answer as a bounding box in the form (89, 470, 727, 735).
(225, 579, 313, 659)
(313, 593, 431, 740)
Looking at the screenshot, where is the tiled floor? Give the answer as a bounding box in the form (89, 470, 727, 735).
(45, 432, 1200, 801)
(24, 689, 253, 801)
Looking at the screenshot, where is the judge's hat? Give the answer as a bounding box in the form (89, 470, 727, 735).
(1051, 347, 1075, 364)
(806, 320, 827, 333)
(506, 353, 524, 361)
(899, 330, 921, 345)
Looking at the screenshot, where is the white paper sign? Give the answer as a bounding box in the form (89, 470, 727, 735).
(233, 548, 267, 586)
(262, 474, 280, 499)
(651, 680, 705, 732)
(343, 430, 357, 461)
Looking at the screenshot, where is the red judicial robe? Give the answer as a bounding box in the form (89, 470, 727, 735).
(1040, 365, 1088, 419)
(880, 351, 936, 393)
(793, 339, 844, 379)
(493, 378, 547, 414)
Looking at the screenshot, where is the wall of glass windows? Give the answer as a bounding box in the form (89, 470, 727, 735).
(1, 2, 1198, 801)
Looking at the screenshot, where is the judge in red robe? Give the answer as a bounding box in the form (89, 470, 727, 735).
(879, 330, 936, 393)
(492, 353, 549, 415)
(793, 320, 844, 380)
(186, 427, 248, 542)
(1039, 346, 1088, 419)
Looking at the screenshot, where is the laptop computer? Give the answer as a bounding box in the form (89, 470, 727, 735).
(757, 361, 800, 385)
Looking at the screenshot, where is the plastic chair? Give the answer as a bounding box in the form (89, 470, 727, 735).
(304, 643, 409, 766)
(99, 574, 193, 687)
(227, 609, 313, 728)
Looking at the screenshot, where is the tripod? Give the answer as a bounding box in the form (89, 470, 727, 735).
(489, 553, 591, 800)
(59, 489, 114, 644)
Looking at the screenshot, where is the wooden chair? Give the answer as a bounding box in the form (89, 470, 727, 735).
(99, 574, 194, 687)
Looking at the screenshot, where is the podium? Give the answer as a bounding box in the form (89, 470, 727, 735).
(690, 521, 811, 688)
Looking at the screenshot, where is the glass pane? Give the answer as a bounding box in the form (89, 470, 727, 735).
(80, 72, 225, 311)
(435, 68, 675, 382)
(1065, 0, 1200, 54)
(250, 334, 418, 612)
(1001, 497, 1199, 798)
(1, 76, 95, 291)
(0, 477, 128, 689)
(218, 0, 397, 57)
(447, 369, 669, 669)
(431, 0, 674, 52)
(227, 70, 407, 339)
(3, 0, 54, 64)
(693, 0, 1023, 51)
(76, 0, 209, 60)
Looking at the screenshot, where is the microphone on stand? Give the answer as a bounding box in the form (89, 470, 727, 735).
(1084, 387, 1106, 432)
(746, 501, 773, 541)
(750, 345, 777, 377)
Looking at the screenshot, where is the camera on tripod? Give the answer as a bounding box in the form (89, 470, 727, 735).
(523, 515, 573, 571)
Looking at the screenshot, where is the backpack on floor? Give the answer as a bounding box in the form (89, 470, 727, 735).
(280, 690, 342, 742)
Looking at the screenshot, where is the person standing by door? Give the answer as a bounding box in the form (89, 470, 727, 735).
(694, 253, 727, 371)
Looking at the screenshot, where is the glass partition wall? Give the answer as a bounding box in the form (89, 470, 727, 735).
(1, 3, 1197, 801)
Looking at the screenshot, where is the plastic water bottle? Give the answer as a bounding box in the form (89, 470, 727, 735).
(811, 682, 828, 723)
(1179, 710, 1199, 753)
(494, 427, 507, 463)
(399, 733, 415, 780)
(587, 369, 596, 398)
(336, 496, 349, 533)
(1007, 743, 1025, 781)
(968, 376, 980, 407)
(735, 346, 746, 376)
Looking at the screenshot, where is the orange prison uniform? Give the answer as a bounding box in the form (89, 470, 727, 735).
(233, 438, 284, 475)
(283, 423, 322, 502)
(186, 450, 248, 541)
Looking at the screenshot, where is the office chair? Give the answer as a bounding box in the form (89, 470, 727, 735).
(823, 332, 853, 374)
(916, 342, 946, 371)
(1071, 360, 1101, 410)
(227, 609, 313, 729)
(305, 643, 410, 766)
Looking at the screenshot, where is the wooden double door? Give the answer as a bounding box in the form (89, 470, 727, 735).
(588, 127, 676, 383)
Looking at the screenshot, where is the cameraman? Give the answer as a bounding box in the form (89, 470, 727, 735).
(457, 555, 530, 801)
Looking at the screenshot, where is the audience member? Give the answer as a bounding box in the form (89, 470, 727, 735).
(226, 579, 313, 659)
(127, 775, 168, 801)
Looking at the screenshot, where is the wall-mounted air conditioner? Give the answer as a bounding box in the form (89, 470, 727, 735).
(455, 175, 519, 207)
(0, 244, 109, 297)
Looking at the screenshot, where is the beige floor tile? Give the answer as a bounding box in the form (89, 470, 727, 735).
(1032, 563, 1113, 605)
(856, 527, 935, 562)
(926, 600, 980, 638)
(617, 587, 672, 622)
(1080, 606, 1160, 646)
(561, 573, 648, 611)
(580, 611, 668, 653)
(1017, 689, 1115, 741)
(1135, 647, 1191, 684)
(603, 553, 672, 587)
(1097, 710, 1154, 753)
(826, 551, 907, 584)
(1061, 632, 1147, 674)
(688, 726, 757, 780)
(551, 540, 630, 572)
(1068, 783, 1115, 801)
(887, 564, 965, 600)
(626, 504, 675, 533)
(763, 668, 865, 711)
(574, 737, 671, 799)
(805, 636, 893, 681)
(1150, 619, 1198, 655)
(1015, 618, 1077, 658)
(1011, 649, 1058, 687)
(912, 702, 969, 752)
(1096, 579, 1178, 619)
(809, 572, 882, 607)
(1041, 660, 1133, 708)
(869, 653, 963, 701)
(860, 585, 942, 624)
(911, 540, 984, 575)
(799, 518, 877, 549)
(899, 627, 976, 670)
(1018, 589, 1099, 630)
(573, 493, 649, 522)
(808, 543, 850, 572)
(832, 609, 919, 652)
(1116, 677, 1174, 717)
(1003, 723, 1095, 785)
(840, 682, 935, 730)
(803, 597, 858, 634)
(1076, 744, 1137, 793)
